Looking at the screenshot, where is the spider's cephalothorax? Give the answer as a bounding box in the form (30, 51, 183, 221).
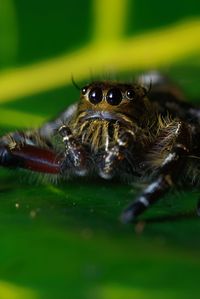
(0, 72, 200, 223)
(70, 81, 152, 151)
(68, 81, 155, 179)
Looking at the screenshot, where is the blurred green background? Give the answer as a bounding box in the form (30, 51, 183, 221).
(0, 0, 200, 298)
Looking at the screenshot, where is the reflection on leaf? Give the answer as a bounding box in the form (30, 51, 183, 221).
(0, 281, 38, 299)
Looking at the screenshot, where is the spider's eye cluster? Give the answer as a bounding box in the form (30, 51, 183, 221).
(82, 85, 136, 105)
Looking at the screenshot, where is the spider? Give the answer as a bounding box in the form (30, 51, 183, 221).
(0, 71, 200, 223)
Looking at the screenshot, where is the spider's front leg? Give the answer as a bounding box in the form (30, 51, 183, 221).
(121, 121, 191, 223)
(0, 126, 89, 177)
(58, 125, 89, 176)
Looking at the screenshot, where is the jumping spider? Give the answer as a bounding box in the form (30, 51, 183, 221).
(0, 71, 200, 223)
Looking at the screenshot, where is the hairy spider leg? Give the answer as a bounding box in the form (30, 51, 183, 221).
(0, 123, 90, 179)
(121, 121, 191, 223)
(98, 145, 124, 179)
(98, 131, 135, 179)
(121, 144, 189, 223)
(139, 71, 200, 124)
(58, 125, 88, 176)
(0, 126, 89, 177)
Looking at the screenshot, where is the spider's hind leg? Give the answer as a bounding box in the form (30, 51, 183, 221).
(121, 144, 189, 223)
(137, 70, 186, 103)
(137, 71, 200, 123)
(121, 121, 191, 223)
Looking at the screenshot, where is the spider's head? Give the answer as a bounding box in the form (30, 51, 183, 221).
(78, 81, 149, 123)
(71, 81, 152, 151)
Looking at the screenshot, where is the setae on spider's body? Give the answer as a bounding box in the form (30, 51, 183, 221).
(0, 71, 200, 223)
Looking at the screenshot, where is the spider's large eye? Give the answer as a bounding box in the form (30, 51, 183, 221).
(88, 87, 103, 104)
(106, 88, 122, 106)
(126, 89, 135, 100)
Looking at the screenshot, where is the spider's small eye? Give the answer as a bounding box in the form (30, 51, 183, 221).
(81, 86, 88, 95)
(126, 89, 135, 100)
(88, 87, 103, 104)
(106, 88, 122, 106)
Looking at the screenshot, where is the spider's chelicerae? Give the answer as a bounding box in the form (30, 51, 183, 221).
(1, 71, 200, 223)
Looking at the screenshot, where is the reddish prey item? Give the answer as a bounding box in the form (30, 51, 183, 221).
(11, 144, 61, 174)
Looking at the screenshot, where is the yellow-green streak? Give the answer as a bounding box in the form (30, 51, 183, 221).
(0, 108, 45, 128)
(96, 285, 191, 299)
(0, 18, 199, 104)
(93, 0, 128, 43)
(0, 280, 38, 299)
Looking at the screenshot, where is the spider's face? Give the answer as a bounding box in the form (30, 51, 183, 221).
(70, 81, 150, 152)
(78, 81, 147, 123)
